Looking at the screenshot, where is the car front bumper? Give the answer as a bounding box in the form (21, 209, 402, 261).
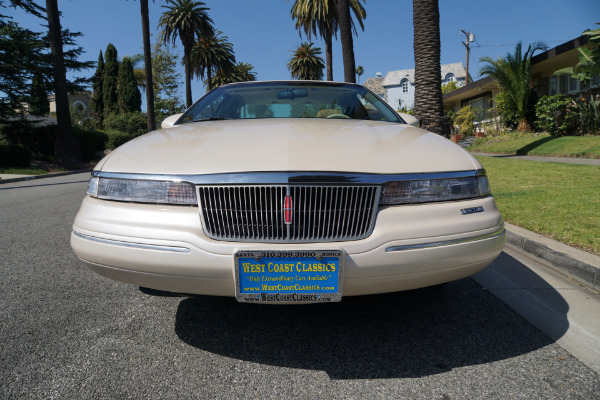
(71, 195, 505, 297)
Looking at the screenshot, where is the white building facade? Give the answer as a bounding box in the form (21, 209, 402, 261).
(377, 63, 467, 111)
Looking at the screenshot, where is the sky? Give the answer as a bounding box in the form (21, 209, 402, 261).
(4, 0, 600, 105)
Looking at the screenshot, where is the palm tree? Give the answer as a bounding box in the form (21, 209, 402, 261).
(45, 0, 81, 166)
(159, 0, 214, 107)
(209, 62, 257, 88)
(288, 42, 325, 80)
(290, 0, 366, 81)
(139, 0, 156, 131)
(356, 65, 364, 83)
(337, 0, 355, 83)
(480, 41, 547, 132)
(412, 0, 448, 136)
(191, 30, 235, 91)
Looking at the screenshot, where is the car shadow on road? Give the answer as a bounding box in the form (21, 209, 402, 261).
(173, 252, 569, 380)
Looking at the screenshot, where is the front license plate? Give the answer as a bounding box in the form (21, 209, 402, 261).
(234, 250, 344, 303)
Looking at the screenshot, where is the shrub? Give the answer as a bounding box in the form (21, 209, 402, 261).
(535, 94, 575, 136)
(453, 105, 475, 136)
(495, 91, 519, 130)
(0, 122, 57, 161)
(0, 143, 32, 167)
(73, 127, 107, 161)
(105, 129, 137, 150)
(570, 96, 600, 135)
(103, 111, 147, 136)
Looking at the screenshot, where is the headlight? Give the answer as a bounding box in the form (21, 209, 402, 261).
(380, 175, 490, 205)
(87, 177, 197, 205)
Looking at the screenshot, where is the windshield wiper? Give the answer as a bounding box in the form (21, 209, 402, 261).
(186, 117, 230, 123)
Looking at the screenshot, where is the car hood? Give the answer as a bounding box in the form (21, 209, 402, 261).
(97, 119, 481, 175)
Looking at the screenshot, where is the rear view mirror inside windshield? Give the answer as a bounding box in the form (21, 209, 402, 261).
(277, 88, 308, 100)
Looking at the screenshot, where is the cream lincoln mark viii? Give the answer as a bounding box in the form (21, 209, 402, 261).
(71, 81, 505, 303)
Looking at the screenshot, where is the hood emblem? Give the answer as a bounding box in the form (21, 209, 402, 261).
(283, 195, 293, 225)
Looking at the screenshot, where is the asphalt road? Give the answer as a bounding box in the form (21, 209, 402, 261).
(1, 173, 599, 399)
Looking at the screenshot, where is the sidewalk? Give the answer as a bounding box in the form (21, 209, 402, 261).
(471, 152, 600, 166)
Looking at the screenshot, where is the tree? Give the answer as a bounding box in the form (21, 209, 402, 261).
(208, 62, 257, 88)
(102, 43, 119, 114)
(555, 25, 600, 85)
(191, 30, 235, 91)
(29, 71, 49, 115)
(118, 57, 142, 113)
(356, 65, 364, 83)
(159, 0, 214, 107)
(412, 0, 449, 136)
(441, 80, 459, 95)
(0, 20, 45, 120)
(479, 41, 546, 132)
(45, 0, 80, 166)
(152, 38, 184, 122)
(337, 0, 355, 83)
(290, 0, 365, 81)
(139, 0, 156, 131)
(288, 42, 325, 80)
(90, 50, 104, 123)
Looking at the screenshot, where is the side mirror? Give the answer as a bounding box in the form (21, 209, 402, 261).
(161, 113, 183, 129)
(398, 112, 419, 127)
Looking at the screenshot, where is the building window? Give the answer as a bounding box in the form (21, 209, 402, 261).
(549, 76, 558, 96)
(445, 73, 455, 83)
(401, 79, 409, 93)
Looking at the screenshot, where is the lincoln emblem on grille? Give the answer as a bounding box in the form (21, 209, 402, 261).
(283, 195, 293, 225)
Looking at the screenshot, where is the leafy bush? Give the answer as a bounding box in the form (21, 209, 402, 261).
(0, 143, 32, 167)
(453, 105, 475, 136)
(73, 127, 108, 161)
(495, 91, 519, 130)
(0, 122, 57, 160)
(535, 94, 575, 136)
(105, 129, 137, 150)
(570, 96, 600, 135)
(103, 111, 147, 136)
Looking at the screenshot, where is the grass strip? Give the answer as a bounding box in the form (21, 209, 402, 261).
(477, 156, 600, 255)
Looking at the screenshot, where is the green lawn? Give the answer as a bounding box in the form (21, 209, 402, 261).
(477, 156, 600, 255)
(0, 167, 48, 175)
(468, 133, 600, 159)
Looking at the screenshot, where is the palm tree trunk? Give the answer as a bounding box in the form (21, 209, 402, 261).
(325, 30, 333, 81)
(207, 64, 213, 91)
(337, 0, 355, 83)
(45, 0, 81, 166)
(412, 0, 449, 136)
(182, 38, 193, 108)
(140, 0, 156, 131)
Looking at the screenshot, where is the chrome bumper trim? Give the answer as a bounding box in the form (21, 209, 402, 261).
(91, 169, 486, 185)
(385, 226, 505, 253)
(72, 231, 191, 253)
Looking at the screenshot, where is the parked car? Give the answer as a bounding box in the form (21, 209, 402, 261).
(71, 81, 505, 303)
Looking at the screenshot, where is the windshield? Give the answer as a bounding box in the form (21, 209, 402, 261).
(178, 82, 403, 123)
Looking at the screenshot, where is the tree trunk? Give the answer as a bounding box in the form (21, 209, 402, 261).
(182, 37, 193, 108)
(46, 0, 81, 166)
(412, 0, 450, 137)
(337, 0, 355, 83)
(325, 30, 333, 81)
(140, 0, 156, 131)
(207, 63, 213, 91)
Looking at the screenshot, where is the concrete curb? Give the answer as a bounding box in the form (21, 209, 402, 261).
(505, 222, 600, 291)
(0, 169, 92, 184)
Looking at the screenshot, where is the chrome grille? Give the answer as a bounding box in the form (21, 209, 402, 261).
(198, 185, 380, 242)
